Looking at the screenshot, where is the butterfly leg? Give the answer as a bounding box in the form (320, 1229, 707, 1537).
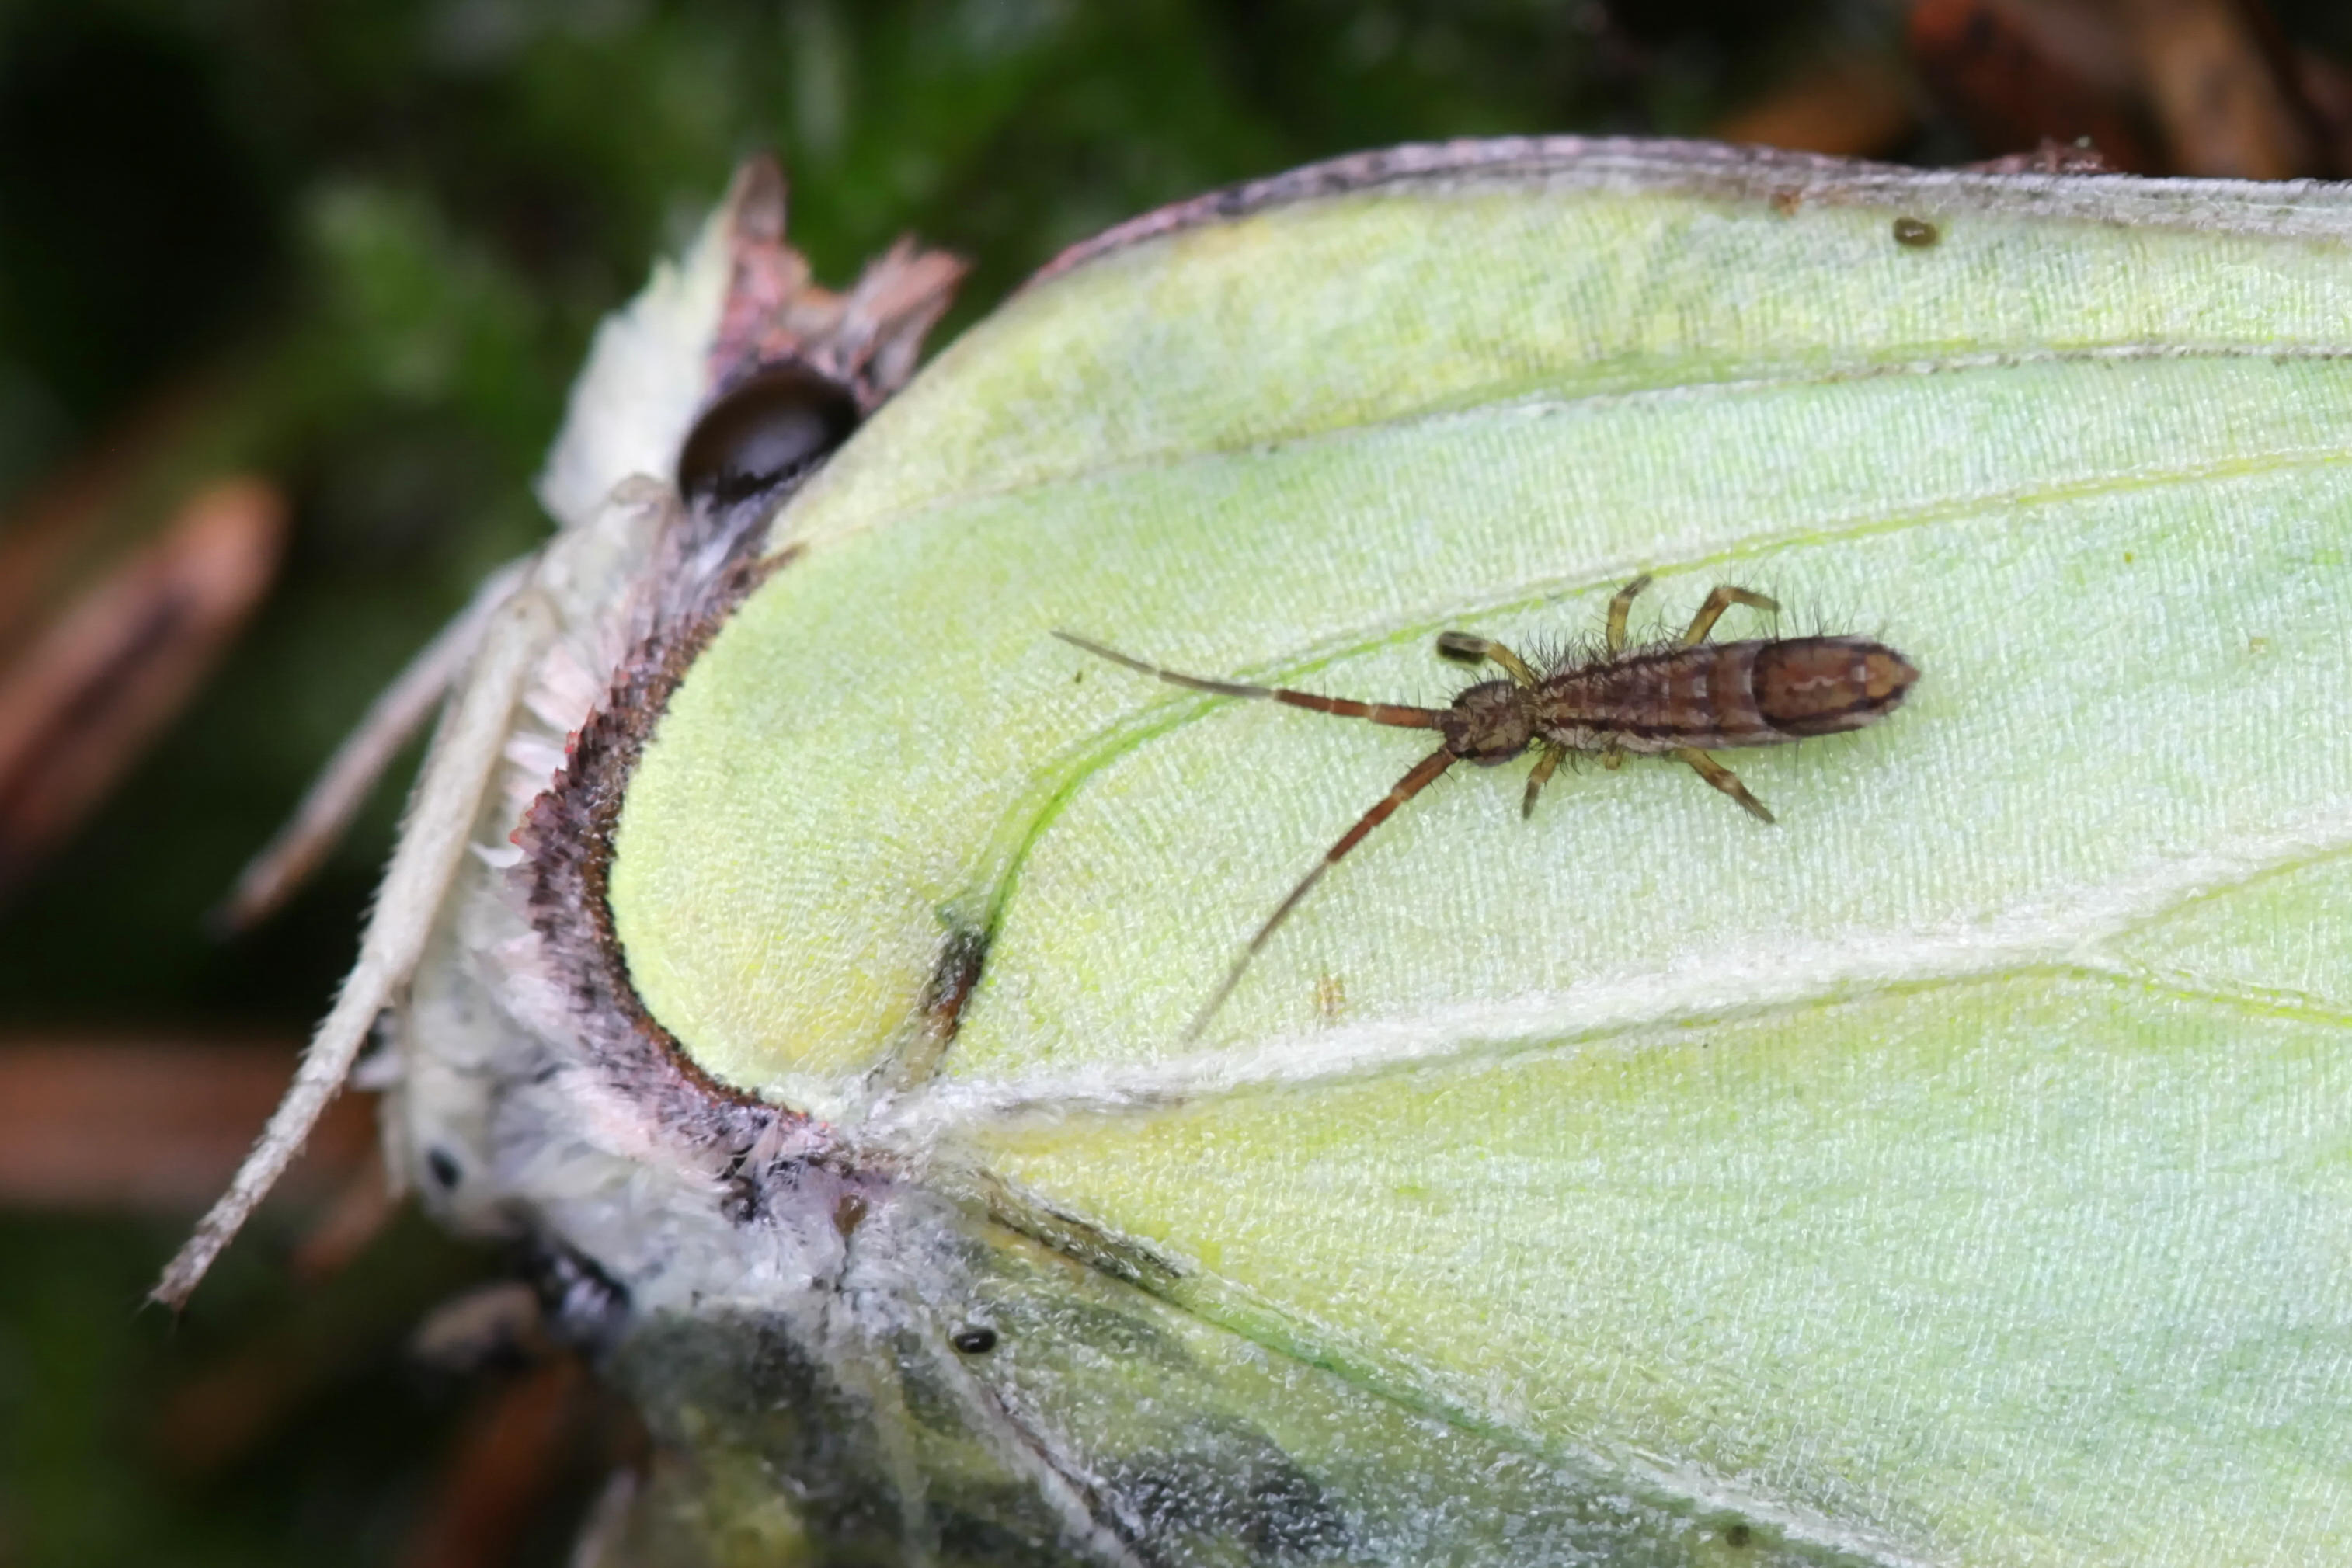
(1679, 584, 1780, 646)
(1675, 747, 1775, 823)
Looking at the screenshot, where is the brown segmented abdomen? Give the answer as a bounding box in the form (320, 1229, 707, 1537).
(1751, 636, 1919, 738)
(1530, 637, 1916, 753)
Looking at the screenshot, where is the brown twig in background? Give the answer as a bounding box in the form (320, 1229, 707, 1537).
(1912, 0, 2162, 169)
(1714, 48, 1921, 158)
(2290, 50, 2352, 173)
(396, 1361, 592, 1568)
(2112, 0, 2325, 176)
(0, 477, 285, 902)
(287, 1155, 399, 1284)
(0, 388, 227, 662)
(1911, 0, 2338, 176)
(0, 1036, 368, 1212)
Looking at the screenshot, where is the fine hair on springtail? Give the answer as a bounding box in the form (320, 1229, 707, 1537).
(1056, 573, 1919, 1040)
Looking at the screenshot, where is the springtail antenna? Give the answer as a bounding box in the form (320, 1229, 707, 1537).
(1052, 631, 1445, 732)
(1055, 629, 1456, 1040)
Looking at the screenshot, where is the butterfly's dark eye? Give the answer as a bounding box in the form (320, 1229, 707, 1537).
(677, 362, 860, 511)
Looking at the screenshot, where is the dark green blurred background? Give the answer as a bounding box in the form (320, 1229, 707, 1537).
(5, 2, 2344, 1563)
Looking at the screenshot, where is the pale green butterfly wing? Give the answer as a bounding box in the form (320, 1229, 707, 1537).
(608, 141, 2352, 1562)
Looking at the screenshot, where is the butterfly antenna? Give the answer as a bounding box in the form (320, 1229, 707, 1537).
(1185, 746, 1457, 1042)
(1055, 631, 1444, 732)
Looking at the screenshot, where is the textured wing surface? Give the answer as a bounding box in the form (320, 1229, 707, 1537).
(611, 141, 2352, 1562)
